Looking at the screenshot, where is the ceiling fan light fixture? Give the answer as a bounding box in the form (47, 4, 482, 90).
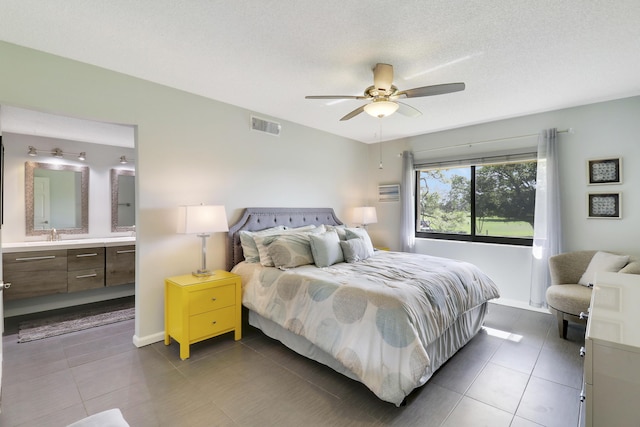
(364, 100, 399, 118)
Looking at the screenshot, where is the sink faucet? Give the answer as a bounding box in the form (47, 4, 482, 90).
(48, 228, 60, 241)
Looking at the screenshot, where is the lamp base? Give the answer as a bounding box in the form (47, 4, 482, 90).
(192, 269, 216, 277)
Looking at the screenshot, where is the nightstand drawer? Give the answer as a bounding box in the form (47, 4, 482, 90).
(189, 306, 236, 339)
(189, 284, 235, 315)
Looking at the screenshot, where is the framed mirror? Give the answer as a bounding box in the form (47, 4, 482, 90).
(111, 169, 135, 232)
(25, 161, 89, 236)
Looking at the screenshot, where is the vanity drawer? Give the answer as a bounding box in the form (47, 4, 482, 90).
(67, 268, 105, 292)
(68, 247, 105, 270)
(3, 250, 68, 300)
(106, 245, 135, 286)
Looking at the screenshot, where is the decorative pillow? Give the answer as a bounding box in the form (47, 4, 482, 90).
(255, 227, 324, 267)
(578, 251, 629, 285)
(325, 224, 347, 240)
(239, 226, 285, 262)
(345, 228, 375, 258)
(266, 233, 315, 269)
(340, 238, 372, 263)
(309, 231, 344, 267)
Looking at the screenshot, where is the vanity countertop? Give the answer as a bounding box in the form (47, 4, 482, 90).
(2, 237, 136, 253)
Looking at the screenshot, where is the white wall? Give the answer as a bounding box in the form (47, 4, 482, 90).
(367, 96, 640, 308)
(0, 41, 370, 345)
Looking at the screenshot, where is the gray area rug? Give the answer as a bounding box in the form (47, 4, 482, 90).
(18, 301, 134, 343)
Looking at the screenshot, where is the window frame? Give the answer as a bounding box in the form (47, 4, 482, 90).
(414, 161, 536, 247)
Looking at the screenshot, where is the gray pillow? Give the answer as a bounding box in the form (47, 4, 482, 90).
(340, 238, 372, 263)
(345, 228, 375, 258)
(309, 231, 344, 267)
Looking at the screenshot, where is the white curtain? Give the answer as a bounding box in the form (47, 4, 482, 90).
(400, 151, 415, 252)
(530, 128, 562, 307)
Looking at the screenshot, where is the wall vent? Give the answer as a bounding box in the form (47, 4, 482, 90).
(251, 116, 281, 136)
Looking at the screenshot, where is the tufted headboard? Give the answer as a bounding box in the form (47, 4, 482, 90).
(226, 207, 343, 271)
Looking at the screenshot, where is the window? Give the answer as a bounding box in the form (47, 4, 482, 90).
(415, 158, 537, 246)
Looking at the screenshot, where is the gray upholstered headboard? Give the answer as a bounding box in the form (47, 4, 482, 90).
(226, 207, 343, 271)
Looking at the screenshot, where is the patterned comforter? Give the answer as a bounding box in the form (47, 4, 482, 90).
(233, 251, 500, 405)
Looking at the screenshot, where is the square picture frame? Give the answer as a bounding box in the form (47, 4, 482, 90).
(378, 184, 400, 202)
(587, 192, 621, 219)
(587, 157, 621, 185)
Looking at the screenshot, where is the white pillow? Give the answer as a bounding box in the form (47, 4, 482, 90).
(239, 226, 286, 263)
(578, 251, 629, 286)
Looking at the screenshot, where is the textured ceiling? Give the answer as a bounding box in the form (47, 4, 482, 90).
(1, 1, 639, 143)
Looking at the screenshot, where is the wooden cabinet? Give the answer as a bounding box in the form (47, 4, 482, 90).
(3, 250, 67, 300)
(67, 247, 105, 292)
(164, 271, 242, 360)
(2, 243, 136, 300)
(584, 272, 640, 427)
(106, 245, 135, 287)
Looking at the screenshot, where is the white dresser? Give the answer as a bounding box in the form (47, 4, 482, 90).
(583, 272, 640, 427)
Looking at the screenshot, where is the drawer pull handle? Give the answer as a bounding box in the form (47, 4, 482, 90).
(76, 253, 98, 257)
(116, 250, 135, 254)
(579, 311, 589, 320)
(15, 255, 56, 261)
(579, 346, 586, 357)
(76, 273, 98, 279)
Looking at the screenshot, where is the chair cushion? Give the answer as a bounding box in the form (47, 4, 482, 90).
(546, 284, 592, 316)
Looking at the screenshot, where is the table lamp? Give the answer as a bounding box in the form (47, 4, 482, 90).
(177, 204, 229, 276)
(353, 206, 378, 229)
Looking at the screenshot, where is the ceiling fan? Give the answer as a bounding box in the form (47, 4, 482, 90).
(305, 63, 465, 121)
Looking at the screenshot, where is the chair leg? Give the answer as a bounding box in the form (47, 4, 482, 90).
(555, 310, 568, 339)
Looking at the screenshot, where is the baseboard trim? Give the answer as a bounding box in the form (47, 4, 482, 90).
(490, 298, 551, 314)
(133, 331, 165, 347)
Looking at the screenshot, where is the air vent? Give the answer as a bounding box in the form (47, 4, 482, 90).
(251, 116, 281, 136)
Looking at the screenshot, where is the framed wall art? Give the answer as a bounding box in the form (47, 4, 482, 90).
(378, 184, 400, 202)
(587, 192, 621, 219)
(587, 157, 621, 185)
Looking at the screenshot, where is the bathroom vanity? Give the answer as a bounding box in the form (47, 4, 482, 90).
(2, 237, 135, 301)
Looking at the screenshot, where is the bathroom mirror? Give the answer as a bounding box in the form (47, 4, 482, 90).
(111, 169, 135, 232)
(25, 161, 89, 236)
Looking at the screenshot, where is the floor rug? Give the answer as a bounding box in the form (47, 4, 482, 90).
(17, 300, 135, 343)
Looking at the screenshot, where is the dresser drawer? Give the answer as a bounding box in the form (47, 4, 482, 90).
(67, 268, 105, 292)
(68, 247, 105, 270)
(189, 306, 236, 340)
(189, 284, 235, 315)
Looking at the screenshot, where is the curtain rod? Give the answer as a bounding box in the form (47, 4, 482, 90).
(413, 128, 574, 154)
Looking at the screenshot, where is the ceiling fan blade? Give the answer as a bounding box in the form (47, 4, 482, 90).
(396, 101, 422, 118)
(305, 95, 368, 100)
(396, 82, 465, 98)
(340, 105, 366, 121)
(373, 63, 394, 92)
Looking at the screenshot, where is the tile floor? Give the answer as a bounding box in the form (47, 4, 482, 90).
(0, 303, 586, 427)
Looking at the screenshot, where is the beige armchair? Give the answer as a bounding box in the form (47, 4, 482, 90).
(546, 250, 640, 338)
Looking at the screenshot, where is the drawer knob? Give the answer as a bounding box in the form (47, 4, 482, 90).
(211, 297, 217, 301)
(212, 321, 217, 325)
(579, 346, 586, 357)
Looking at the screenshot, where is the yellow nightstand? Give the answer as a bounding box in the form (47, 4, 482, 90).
(164, 270, 242, 360)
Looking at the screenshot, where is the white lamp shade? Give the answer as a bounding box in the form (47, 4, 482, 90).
(363, 100, 399, 118)
(353, 206, 378, 225)
(177, 205, 229, 234)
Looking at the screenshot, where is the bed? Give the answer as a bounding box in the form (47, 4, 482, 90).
(227, 207, 500, 406)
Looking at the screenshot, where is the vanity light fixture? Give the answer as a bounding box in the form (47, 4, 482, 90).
(119, 155, 134, 164)
(27, 146, 87, 161)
